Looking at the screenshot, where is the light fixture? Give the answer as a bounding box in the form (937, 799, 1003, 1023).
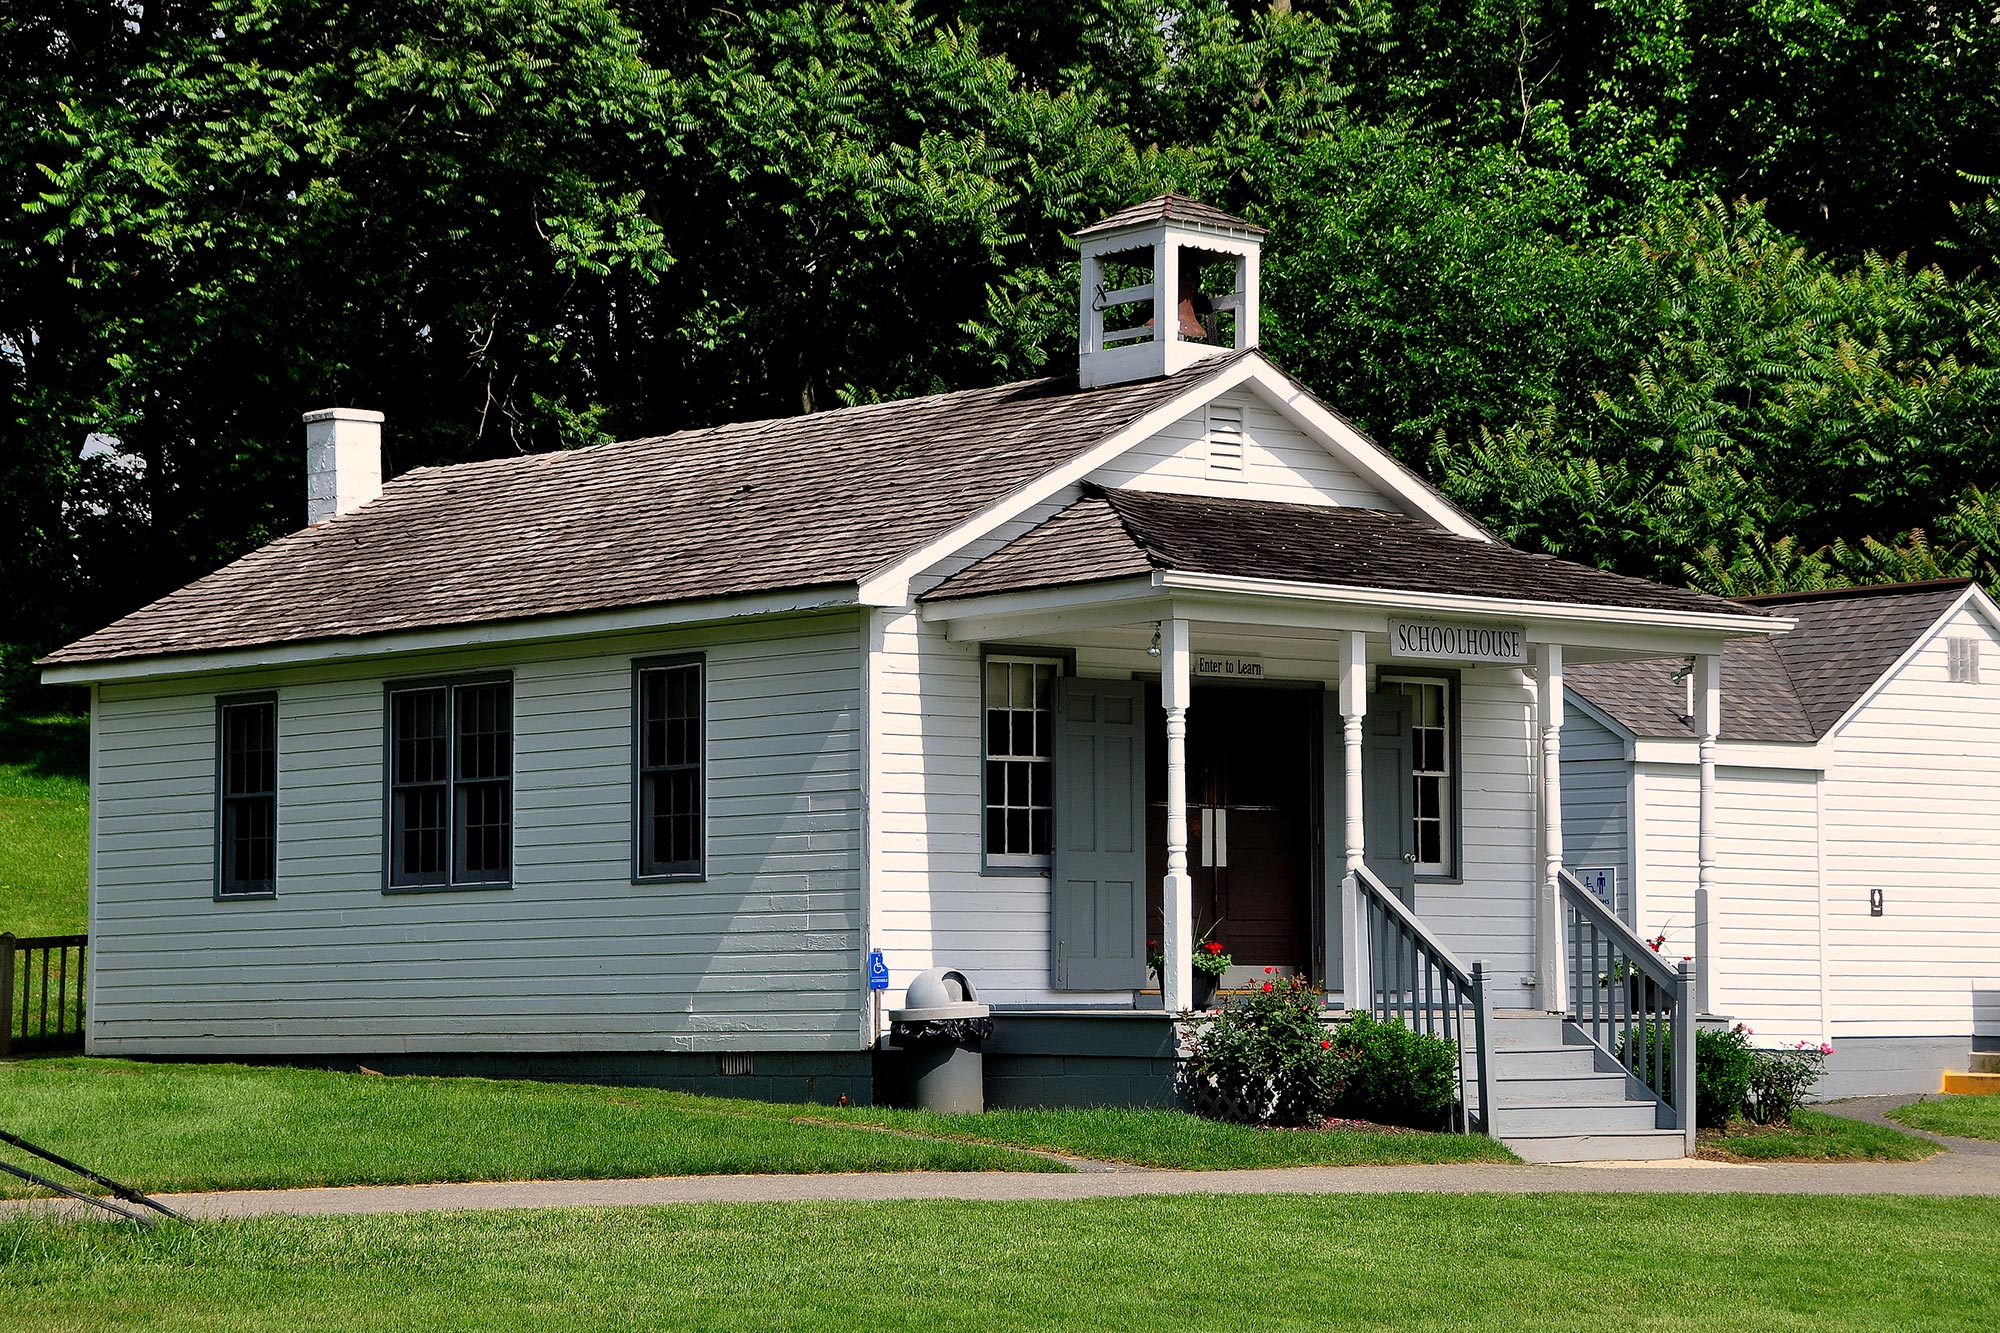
(1147, 624, 1162, 658)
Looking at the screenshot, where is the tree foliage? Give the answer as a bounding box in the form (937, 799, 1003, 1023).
(6, 0, 2000, 685)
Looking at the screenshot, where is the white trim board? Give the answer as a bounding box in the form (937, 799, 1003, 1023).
(43, 588, 862, 687)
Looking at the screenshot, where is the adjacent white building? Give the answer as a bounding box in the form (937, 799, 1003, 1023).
(48, 195, 1983, 1154)
(1565, 580, 2000, 1096)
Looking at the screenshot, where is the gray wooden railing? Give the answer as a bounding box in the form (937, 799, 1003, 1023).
(1559, 871, 1695, 1150)
(1355, 866, 1495, 1134)
(1, 933, 88, 1056)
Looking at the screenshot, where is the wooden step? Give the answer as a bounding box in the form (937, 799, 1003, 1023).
(1504, 1129, 1688, 1164)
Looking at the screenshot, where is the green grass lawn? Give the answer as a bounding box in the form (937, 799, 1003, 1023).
(0, 712, 89, 938)
(0, 1058, 1058, 1193)
(0, 1058, 1510, 1196)
(5, 1195, 1997, 1332)
(1890, 1094, 2000, 1142)
(825, 1104, 1517, 1167)
(1700, 1109, 1938, 1162)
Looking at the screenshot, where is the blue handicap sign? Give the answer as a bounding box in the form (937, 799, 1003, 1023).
(867, 951, 890, 991)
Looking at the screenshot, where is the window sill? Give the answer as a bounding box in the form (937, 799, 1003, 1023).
(213, 889, 276, 902)
(981, 862, 1052, 879)
(382, 881, 513, 895)
(632, 872, 707, 886)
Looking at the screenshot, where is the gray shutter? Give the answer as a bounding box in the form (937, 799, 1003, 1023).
(1364, 691, 1417, 906)
(1051, 677, 1148, 991)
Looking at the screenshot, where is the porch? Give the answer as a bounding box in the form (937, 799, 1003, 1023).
(913, 487, 1786, 1152)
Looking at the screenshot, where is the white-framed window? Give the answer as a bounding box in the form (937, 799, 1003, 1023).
(1385, 675, 1454, 875)
(983, 655, 1062, 868)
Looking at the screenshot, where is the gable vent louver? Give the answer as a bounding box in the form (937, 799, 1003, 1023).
(1205, 404, 1246, 480)
(1949, 636, 1981, 684)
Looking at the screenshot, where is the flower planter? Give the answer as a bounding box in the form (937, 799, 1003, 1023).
(1193, 971, 1220, 1011)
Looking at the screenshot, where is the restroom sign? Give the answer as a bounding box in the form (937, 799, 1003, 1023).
(1389, 619, 1528, 666)
(1195, 654, 1264, 680)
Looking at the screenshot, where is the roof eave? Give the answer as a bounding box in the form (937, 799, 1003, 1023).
(41, 585, 863, 687)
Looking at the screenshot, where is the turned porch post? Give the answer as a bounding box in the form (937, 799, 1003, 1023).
(1535, 643, 1567, 1011)
(1161, 617, 1195, 1013)
(1693, 652, 1721, 1016)
(1338, 630, 1370, 1007)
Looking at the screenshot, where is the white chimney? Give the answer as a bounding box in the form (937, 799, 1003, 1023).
(303, 407, 384, 525)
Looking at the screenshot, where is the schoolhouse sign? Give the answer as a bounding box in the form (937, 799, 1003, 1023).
(1389, 619, 1528, 666)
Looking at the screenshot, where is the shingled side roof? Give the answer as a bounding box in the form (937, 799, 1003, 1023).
(925, 487, 1770, 621)
(1567, 580, 1976, 742)
(46, 358, 1246, 667)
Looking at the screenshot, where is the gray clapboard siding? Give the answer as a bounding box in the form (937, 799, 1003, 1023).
(88, 611, 865, 1055)
(1559, 709, 1634, 919)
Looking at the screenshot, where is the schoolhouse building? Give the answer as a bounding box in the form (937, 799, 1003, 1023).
(42, 196, 1994, 1158)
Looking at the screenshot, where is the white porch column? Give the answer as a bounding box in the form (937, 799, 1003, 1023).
(1337, 630, 1370, 1007)
(1534, 643, 1567, 1011)
(1161, 618, 1195, 1013)
(1693, 652, 1721, 1016)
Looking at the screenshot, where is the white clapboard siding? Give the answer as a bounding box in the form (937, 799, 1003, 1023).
(867, 610, 1128, 1006)
(1087, 386, 1391, 508)
(87, 611, 865, 1056)
(1630, 761, 1824, 1044)
(1822, 600, 2000, 1041)
(867, 613, 1545, 1008)
(1415, 668, 1539, 1007)
(1558, 709, 1635, 919)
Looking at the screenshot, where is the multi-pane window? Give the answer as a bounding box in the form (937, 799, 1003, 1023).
(1391, 677, 1453, 874)
(217, 696, 278, 896)
(387, 678, 512, 889)
(635, 658, 704, 878)
(985, 657, 1059, 864)
(1949, 637, 1981, 684)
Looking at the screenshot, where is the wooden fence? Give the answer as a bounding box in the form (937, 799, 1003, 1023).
(1, 933, 88, 1056)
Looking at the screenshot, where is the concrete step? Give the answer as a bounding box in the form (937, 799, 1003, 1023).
(1504, 1129, 1688, 1164)
(1968, 1052, 2000, 1075)
(1491, 1072, 1642, 1107)
(1488, 1100, 1662, 1136)
(1941, 1070, 2000, 1095)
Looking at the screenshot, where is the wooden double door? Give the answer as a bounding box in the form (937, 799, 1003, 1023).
(1146, 684, 1319, 978)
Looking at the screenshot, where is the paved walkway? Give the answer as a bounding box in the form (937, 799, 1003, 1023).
(8, 1098, 1996, 1221)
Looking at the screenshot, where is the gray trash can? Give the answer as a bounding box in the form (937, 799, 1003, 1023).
(888, 967, 993, 1114)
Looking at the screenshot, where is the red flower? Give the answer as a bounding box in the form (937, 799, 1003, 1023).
(1320, 1039, 1331, 1049)
(1264, 966, 1274, 974)
(1262, 981, 1274, 992)
(1203, 942, 1224, 954)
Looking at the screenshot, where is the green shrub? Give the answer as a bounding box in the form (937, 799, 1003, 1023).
(1744, 1042, 1833, 1126)
(1332, 1011, 1460, 1131)
(1697, 1025, 1757, 1128)
(1614, 1021, 1760, 1128)
(1182, 974, 1346, 1127)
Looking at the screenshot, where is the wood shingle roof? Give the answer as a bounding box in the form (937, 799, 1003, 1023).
(45, 359, 1244, 667)
(1567, 580, 1976, 742)
(925, 487, 1770, 621)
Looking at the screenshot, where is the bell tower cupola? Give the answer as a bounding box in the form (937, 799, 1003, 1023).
(1074, 193, 1266, 389)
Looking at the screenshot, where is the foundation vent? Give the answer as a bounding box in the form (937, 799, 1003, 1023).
(718, 1053, 757, 1077)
